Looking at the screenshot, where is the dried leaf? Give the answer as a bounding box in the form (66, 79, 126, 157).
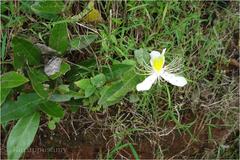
(35, 43, 59, 55)
(44, 57, 62, 76)
(82, 1, 103, 23)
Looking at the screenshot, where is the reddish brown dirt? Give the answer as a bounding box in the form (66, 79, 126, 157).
(0, 110, 234, 159)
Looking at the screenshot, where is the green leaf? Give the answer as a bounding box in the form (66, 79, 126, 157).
(91, 73, 106, 88)
(108, 75, 139, 102)
(70, 34, 98, 50)
(57, 84, 70, 94)
(0, 93, 43, 123)
(49, 23, 69, 54)
(53, 117, 60, 123)
(98, 82, 123, 107)
(122, 59, 136, 66)
(74, 79, 91, 90)
(7, 112, 40, 159)
(49, 62, 71, 79)
(65, 58, 97, 82)
(1, 71, 29, 89)
(49, 91, 84, 102)
(12, 36, 42, 68)
(68, 91, 85, 99)
(31, 1, 64, 14)
(48, 120, 56, 130)
(84, 85, 96, 98)
(28, 69, 48, 99)
(28, 69, 48, 83)
(0, 88, 11, 105)
(103, 63, 135, 81)
(134, 48, 149, 66)
(50, 94, 73, 102)
(31, 1, 64, 20)
(40, 101, 64, 118)
(98, 73, 140, 108)
(74, 79, 96, 97)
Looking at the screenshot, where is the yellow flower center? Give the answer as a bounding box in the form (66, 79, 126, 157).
(152, 56, 165, 73)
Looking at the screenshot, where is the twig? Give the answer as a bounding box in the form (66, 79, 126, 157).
(76, 22, 99, 35)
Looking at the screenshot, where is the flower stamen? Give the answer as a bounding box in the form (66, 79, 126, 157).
(152, 56, 164, 74)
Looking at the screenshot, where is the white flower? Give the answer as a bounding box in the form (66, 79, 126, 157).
(136, 48, 187, 91)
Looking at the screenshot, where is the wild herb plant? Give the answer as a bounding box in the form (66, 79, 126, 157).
(1, 1, 238, 159)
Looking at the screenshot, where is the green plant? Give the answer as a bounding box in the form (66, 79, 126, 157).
(1, 1, 238, 159)
(107, 142, 140, 160)
(0, 1, 142, 159)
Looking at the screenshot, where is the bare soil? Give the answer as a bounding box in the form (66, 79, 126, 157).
(1, 108, 238, 159)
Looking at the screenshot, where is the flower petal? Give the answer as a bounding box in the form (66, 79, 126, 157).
(160, 70, 187, 87)
(150, 50, 161, 59)
(161, 48, 166, 55)
(136, 73, 158, 91)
